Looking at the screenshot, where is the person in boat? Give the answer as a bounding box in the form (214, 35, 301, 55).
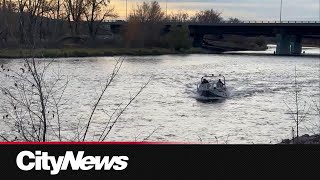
(201, 78, 209, 84)
(216, 79, 224, 88)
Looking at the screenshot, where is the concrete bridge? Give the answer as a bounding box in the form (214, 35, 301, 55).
(107, 21, 320, 55)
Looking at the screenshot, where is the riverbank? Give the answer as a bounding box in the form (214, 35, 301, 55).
(1, 46, 318, 59)
(279, 134, 320, 144)
(0, 47, 208, 59)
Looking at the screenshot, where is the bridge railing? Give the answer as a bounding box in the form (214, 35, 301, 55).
(102, 19, 320, 24)
(226, 20, 320, 24)
(164, 20, 320, 24)
(103, 20, 126, 23)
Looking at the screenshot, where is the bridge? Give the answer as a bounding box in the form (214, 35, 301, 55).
(107, 20, 320, 55)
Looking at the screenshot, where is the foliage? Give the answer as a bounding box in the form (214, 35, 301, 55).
(165, 26, 192, 51)
(254, 36, 267, 47)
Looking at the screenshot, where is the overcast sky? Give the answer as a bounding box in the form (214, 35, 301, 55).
(111, 0, 320, 21)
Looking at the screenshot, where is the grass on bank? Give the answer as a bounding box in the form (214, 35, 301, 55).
(0, 47, 207, 59)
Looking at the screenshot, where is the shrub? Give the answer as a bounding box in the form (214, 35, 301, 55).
(165, 25, 192, 51)
(254, 36, 267, 47)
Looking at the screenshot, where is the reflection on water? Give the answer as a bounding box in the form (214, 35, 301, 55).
(1, 50, 320, 144)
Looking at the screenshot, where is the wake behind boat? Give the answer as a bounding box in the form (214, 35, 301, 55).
(196, 74, 231, 100)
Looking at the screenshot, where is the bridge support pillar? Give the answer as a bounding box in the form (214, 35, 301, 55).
(276, 34, 291, 55)
(290, 35, 302, 55)
(192, 34, 204, 47)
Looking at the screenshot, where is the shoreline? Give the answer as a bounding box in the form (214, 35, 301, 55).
(0, 47, 207, 59)
(0, 47, 319, 59)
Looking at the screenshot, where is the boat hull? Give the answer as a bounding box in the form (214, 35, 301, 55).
(197, 88, 230, 100)
(199, 90, 226, 98)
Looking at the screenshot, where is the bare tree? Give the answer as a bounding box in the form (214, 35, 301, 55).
(24, 0, 47, 44)
(83, 0, 118, 39)
(38, 0, 55, 41)
(228, 17, 241, 23)
(80, 57, 151, 142)
(0, 0, 16, 45)
(0, 54, 150, 142)
(64, 0, 85, 36)
(166, 11, 189, 23)
(17, 0, 27, 44)
(0, 55, 68, 141)
(129, 1, 164, 23)
(285, 66, 310, 144)
(14, 0, 54, 45)
(49, 0, 69, 40)
(190, 9, 223, 23)
(125, 1, 165, 47)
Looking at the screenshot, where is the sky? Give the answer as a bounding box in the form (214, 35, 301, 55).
(108, 0, 320, 21)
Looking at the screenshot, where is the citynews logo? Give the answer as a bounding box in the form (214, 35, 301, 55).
(16, 151, 129, 175)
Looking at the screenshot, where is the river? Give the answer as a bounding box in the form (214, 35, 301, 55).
(1, 45, 320, 144)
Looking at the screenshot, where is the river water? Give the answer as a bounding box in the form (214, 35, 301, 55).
(1, 45, 320, 144)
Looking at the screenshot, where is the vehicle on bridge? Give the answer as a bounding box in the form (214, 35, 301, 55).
(196, 74, 230, 100)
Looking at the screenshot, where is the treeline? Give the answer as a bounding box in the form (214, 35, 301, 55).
(0, 0, 117, 47)
(0, 0, 264, 51)
(124, 1, 264, 51)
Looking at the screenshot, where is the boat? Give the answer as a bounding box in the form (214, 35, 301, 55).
(196, 74, 230, 100)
